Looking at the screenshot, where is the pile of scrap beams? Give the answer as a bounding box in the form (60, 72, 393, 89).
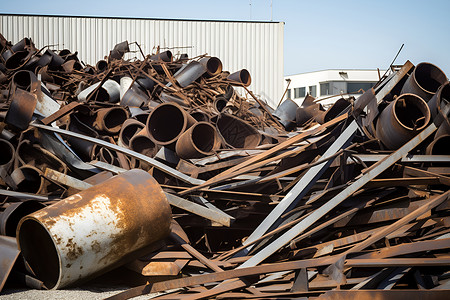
(0, 34, 450, 300)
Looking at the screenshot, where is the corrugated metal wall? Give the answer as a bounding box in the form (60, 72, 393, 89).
(0, 14, 284, 107)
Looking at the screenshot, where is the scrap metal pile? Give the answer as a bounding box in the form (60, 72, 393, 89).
(1, 34, 450, 299)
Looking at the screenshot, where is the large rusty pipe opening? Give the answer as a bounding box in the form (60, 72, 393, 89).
(17, 218, 60, 289)
(98, 107, 128, 134)
(13, 166, 43, 194)
(130, 135, 157, 157)
(192, 123, 215, 153)
(426, 135, 450, 155)
(394, 95, 430, 130)
(0, 139, 14, 167)
(147, 103, 190, 145)
(376, 93, 431, 149)
(413, 63, 447, 96)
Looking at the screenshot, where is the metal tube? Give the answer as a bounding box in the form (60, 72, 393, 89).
(175, 122, 219, 159)
(428, 81, 450, 135)
(0, 138, 15, 180)
(216, 113, 261, 148)
(77, 80, 120, 103)
(376, 93, 431, 149)
(227, 69, 251, 87)
(273, 99, 299, 130)
(146, 103, 196, 148)
(150, 50, 172, 62)
(17, 169, 172, 289)
(199, 56, 222, 77)
(426, 134, 450, 155)
(173, 60, 207, 87)
(0, 200, 46, 237)
(400, 62, 447, 101)
(118, 119, 145, 148)
(93, 106, 128, 134)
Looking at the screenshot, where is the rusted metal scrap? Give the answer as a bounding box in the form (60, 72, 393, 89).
(0, 34, 450, 299)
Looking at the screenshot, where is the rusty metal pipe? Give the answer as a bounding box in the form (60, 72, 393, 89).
(93, 107, 128, 134)
(96, 60, 108, 72)
(213, 96, 228, 113)
(146, 103, 196, 148)
(5, 88, 37, 131)
(11, 70, 37, 91)
(9, 165, 45, 194)
(77, 80, 120, 103)
(0, 139, 14, 180)
(273, 99, 299, 130)
(199, 57, 222, 77)
(0, 200, 46, 237)
(150, 50, 172, 62)
(428, 81, 450, 134)
(400, 62, 447, 101)
(5, 50, 32, 71)
(118, 119, 145, 148)
(175, 122, 219, 159)
(17, 169, 172, 289)
(227, 69, 251, 87)
(173, 61, 207, 88)
(216, 113, 261, 148)
(376, 93, 431, 149)
(426, 134, 450, 155)
(129, 134, 158, 158)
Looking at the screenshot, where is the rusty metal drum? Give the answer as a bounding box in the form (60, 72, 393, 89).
(16, 169, 172, 289)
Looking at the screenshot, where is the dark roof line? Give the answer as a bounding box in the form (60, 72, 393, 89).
(0, 13, 284, 24)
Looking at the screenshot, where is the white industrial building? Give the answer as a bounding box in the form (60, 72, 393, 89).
(284, 69, 385, 106)
(0, 14, 284, 107)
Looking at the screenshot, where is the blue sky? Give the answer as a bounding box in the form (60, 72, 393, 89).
(2, 0, 449, 76)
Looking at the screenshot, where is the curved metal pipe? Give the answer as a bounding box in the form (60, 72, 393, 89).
(376, 93, 431, 149)
(17, 169, 172, 289)
(0, 200, 46, 237)
(5, 88, 37, 131)
(428, 81, 450, 133)
(9, 165, 45, 194)
(175, 122, 219, 159)
(426, 134, 450, 155)
(0, 139, 15, 179)
(96, 60, 108, 72)
(118, 119, 145, 148)
(213, 96, 228, 113)
(190, 110, 210, 122)
(12, 70, 37, 91)
(150, 50, 172, 62)
(216, 113, 261, 148)
(199, 57, 222, 77)
(129, 133, 158, 158)
(5, 50, 32, 71)
(93, 107, 129, 134)
(273, 99, 298, 130)
(400, 62, 447, 102)
(315, 98, 351, 124)
(77, 80, 120, 103)
(227, 69, 251, 87)
(146, 103, 196, 148)
(173, 61, 207, 88)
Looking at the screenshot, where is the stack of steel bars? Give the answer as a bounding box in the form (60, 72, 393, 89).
(0, 34, 449, 299)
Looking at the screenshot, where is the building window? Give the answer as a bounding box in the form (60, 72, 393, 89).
(320, 83, 330, 96)
(294, 87, 305, 98)
(347, 82, 376, 94)
(309, 85, 317, 97)
(286, 89, 291, 99)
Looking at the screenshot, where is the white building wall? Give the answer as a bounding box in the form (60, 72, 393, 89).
(285, 69, 384, 106)
(0, 14, 284, 108)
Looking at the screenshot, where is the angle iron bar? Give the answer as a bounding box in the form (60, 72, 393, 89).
(239, 122, 437, 269)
